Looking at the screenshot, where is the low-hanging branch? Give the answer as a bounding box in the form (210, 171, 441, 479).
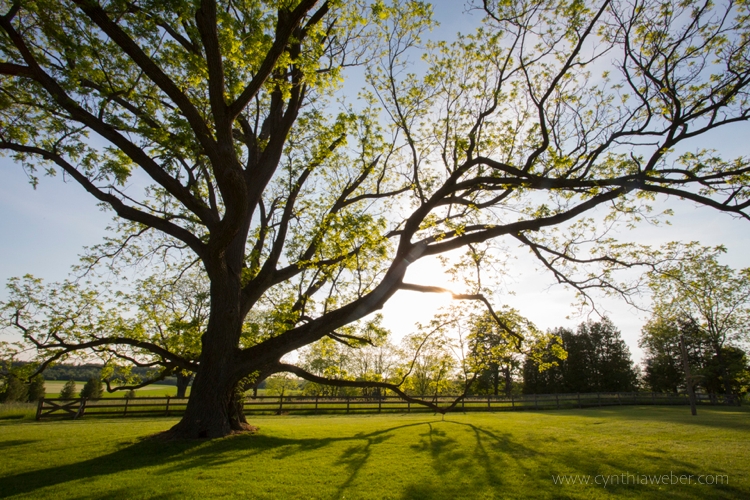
(277, 363, 476, 415)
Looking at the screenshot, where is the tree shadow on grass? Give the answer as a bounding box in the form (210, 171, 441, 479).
(0, 420, 431, 498)
(398, 418, 747, 500)
(0, 439, 39, 450)
(1, 411, 747, 499)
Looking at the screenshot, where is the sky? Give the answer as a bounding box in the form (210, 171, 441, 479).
(1, 1, 749, 365)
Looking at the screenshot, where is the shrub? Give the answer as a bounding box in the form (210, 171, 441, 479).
(80, 378, 103, 400)
(1, 375, 28, 403)
(27, 375, 46, 401)
(59, 380, 77, 399)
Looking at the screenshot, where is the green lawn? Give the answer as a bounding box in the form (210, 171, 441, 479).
(0, 406, 748, 499)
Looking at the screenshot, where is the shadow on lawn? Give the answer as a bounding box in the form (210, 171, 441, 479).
(0, 439, 39, 450)
(0, 411, 746, 499)
(0, 420, 430, 498)
(398, 417, 745, 500)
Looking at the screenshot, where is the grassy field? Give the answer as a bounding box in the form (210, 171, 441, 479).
(0, 406, 748, 499)
(43, 381, 181, 398)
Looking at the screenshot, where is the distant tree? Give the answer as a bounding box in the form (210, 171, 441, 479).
(265, 374, 300, 397)
(522, 333, 567, 394)
(524, 318, 637, 393)
(467, 311, 528, 397)
(299, 337, 355, 397)
(648, 245, 750, 401)
(0, 374, 28, 403)
(124, 389, 137, 400)
(27, 375, 45, 401)
(80, 378, 103, 400)
(401, 332, 456, 397)
(59, 380, 77, 399)
(576, 318, 638, 392)
(640, 315, 749, 399)
(703, 347, 750, 398)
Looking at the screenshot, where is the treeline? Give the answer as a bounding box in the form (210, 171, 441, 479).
(264, 317, 641, 398)
(2, 362, 180, 386)
(522, 318, 638, 394)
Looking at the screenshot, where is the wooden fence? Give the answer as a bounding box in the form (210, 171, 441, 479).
(35, 391, 737, 420)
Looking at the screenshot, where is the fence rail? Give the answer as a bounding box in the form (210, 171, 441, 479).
(35, 391, 737, 420)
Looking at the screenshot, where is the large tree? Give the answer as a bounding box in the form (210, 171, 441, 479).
(2, 0, 750, 437)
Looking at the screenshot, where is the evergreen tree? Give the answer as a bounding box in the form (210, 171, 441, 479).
(523, 318, 637, 393)
(59, 380, 77, 399)
(0, 374, 28, 402)
(80, 378, 103, 400)
(27, 374, 45, 401)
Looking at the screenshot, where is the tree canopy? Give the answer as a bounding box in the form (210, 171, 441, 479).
(1, 0, 750, 437)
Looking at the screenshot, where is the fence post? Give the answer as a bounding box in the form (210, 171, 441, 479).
(346, 396, 350, 414)
(315, 395, 318, 415)
(35, 398, 44, 421)
(617, 393, 621, 405)
(124, 397, 129, 417)
(378, 397, 382, 413)
(597, 393, 601, 407)
(488, 395, 491, 411)
(577, 393, 581, 409)
(74, 398, 86, 419)
(534, 394, 538, 410)
(511, 394, 514, 409)
(407, 400, 411, 413)
(165, 396, 171, 416)
(278, 395, 284, 414)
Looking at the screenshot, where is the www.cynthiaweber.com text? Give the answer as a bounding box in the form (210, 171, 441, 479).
(552, 471, 729, 488)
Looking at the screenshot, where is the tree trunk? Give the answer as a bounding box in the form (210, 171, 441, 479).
(228, 383, 252, 431)
(167, 347, 240, 437)
(175, 372, 194, 399)
(166, 264, 249, 438)
(503, 365, 512, 398)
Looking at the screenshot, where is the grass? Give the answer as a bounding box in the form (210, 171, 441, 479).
(43, 381, 181, 398)
(0, 406, 748, 499)
(0, 402, 36, 421)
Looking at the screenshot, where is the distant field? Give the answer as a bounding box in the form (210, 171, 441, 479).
(43, 381, 181, 398)
(0, 406, 748, 499)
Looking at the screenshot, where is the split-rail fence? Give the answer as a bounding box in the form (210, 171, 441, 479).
(35, 392, 736, 420)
